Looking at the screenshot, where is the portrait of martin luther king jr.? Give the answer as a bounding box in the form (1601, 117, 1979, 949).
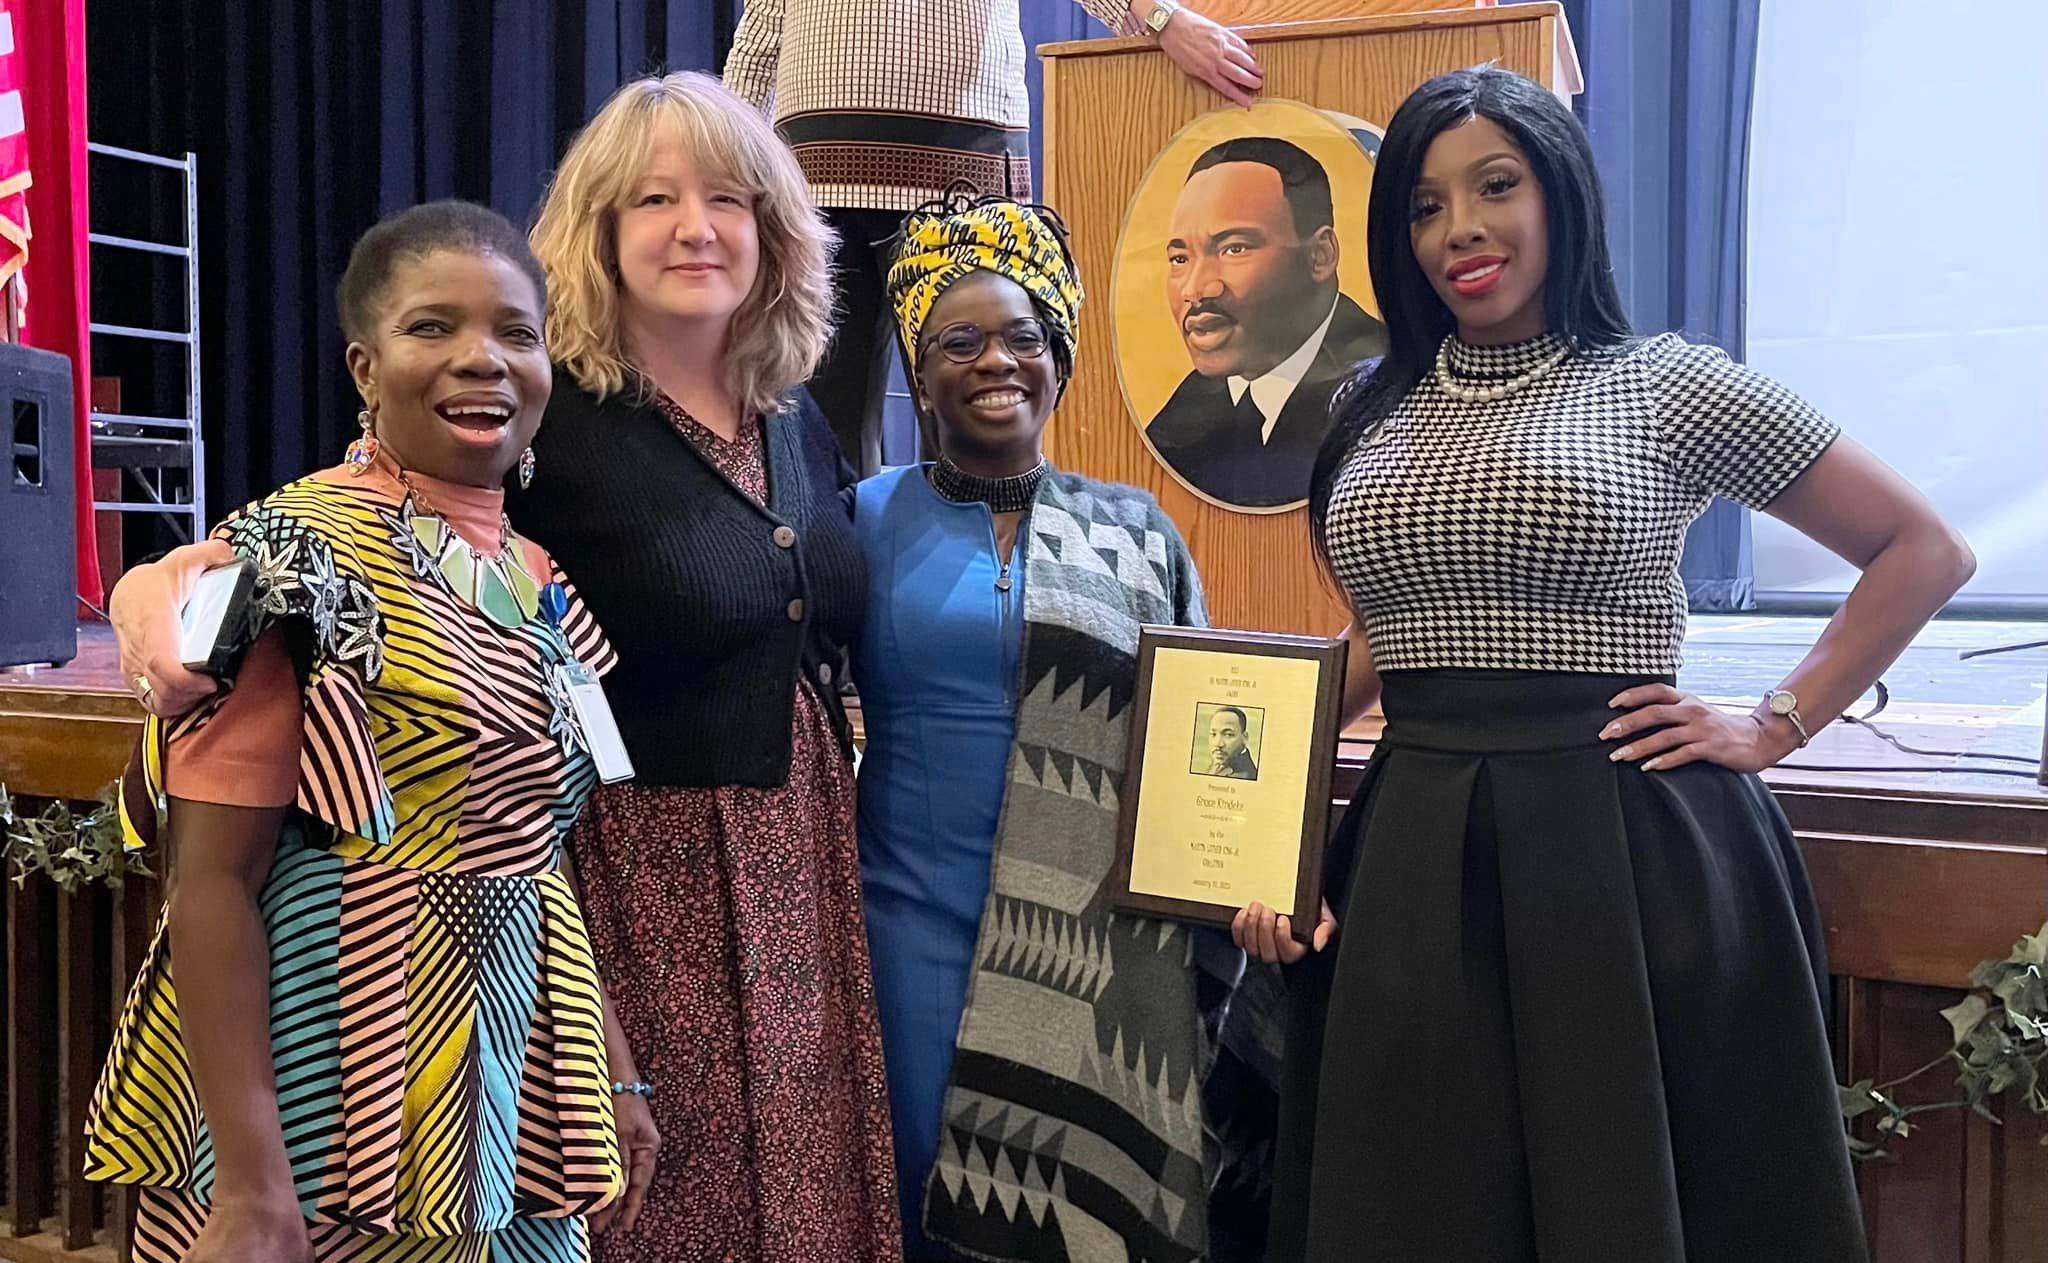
(1145, 136, 1388, 509)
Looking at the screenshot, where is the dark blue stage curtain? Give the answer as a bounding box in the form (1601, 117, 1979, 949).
(1564, 0, 1765, 611)
(88, 0, 738, 522)
(1020, 0, 1112, 189)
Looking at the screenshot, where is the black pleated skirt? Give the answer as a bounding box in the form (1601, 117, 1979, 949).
(1268, 671, 1868, 1262)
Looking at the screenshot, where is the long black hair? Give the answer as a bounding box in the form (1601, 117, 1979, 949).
(1308, 67, 1633, 573)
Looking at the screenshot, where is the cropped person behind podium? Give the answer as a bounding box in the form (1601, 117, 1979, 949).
(724, 0, 1265, 472)
(81, 202, 655, 1263)
(1233, 68, 1975, 1262)
(855, 191, 1271, 1263)
(104, 73, 899, 1263)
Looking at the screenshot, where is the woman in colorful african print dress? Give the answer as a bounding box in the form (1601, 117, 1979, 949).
(83, 203, 657, 1263)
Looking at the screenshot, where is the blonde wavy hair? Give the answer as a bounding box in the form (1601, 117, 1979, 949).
(531, 71, 835, 414)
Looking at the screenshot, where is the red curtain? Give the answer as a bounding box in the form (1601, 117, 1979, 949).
(14, 0, 100, 609)
(0, 11, 26, 306)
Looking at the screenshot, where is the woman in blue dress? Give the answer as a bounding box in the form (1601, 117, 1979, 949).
(852, 193, 1272, 1263)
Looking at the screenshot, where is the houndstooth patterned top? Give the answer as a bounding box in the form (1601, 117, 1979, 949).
(1325, 332, 1840, 675)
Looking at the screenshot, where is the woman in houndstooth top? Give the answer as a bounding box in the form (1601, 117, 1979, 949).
(1233, 67, 1972, 1262)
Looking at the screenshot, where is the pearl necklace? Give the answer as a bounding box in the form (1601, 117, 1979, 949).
(1433, 338, 1571, 404)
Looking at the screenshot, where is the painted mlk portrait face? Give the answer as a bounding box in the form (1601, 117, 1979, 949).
(1166, 145, 1337, 382)
(1116, 103, 1388, 514)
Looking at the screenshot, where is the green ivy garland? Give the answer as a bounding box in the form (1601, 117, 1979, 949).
(0, 783, 153, 893)
(1842, 922, 2048, 1158)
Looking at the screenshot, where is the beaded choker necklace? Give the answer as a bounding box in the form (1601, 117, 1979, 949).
(929, 457, 1046, 513)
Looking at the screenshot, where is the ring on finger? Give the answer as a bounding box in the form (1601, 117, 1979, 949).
(131, 674, 156, 707)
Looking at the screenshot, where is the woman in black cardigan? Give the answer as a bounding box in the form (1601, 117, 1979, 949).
(506, 73, 897, 1263)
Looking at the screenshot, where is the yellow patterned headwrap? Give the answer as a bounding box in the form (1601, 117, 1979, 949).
(885, 190, 1085, 389)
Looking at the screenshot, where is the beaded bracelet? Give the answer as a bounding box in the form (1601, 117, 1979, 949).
(610, 1080, 654, 1099)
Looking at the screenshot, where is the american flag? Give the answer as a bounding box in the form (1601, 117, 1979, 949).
(0, 1, 28, 333)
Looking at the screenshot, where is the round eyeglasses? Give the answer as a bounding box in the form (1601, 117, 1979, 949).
(920, 318, 1051, 365)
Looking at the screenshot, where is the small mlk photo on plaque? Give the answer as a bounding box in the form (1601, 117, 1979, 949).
(1114, 626, 1345, 940)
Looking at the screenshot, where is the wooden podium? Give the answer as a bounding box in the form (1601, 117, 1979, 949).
(1190, 0, 1499, 25)
(1039, 3, 1580, 636)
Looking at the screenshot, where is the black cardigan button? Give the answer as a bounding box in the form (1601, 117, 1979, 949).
(772, 525, 797, 548)
(787, 598, 806, 622)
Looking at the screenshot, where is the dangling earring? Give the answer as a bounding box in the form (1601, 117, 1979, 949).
(345, 408, 380, 475)
(517, 446, 536, 490)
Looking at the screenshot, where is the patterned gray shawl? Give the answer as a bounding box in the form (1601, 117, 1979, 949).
(920, 470, 1276, 1263)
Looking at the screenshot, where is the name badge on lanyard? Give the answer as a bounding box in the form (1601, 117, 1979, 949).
(542, 582, 635, 784)
(556, 659, 636, 783)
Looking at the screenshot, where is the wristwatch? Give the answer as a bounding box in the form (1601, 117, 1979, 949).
(1142, 0, 1181, 35)
(1763, 689, 1811, 748)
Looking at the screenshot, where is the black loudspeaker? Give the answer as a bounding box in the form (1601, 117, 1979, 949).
(0, 341, 78, 669)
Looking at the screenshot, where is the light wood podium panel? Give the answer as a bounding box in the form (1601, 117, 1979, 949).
(1040, 4, 1579, 635)
(1192, 0, 1495, 28)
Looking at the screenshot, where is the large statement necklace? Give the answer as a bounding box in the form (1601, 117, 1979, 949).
(396, 472, 540, 629)
(930, 456, 1047, 513)
(1433, 337, 1571, 404)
